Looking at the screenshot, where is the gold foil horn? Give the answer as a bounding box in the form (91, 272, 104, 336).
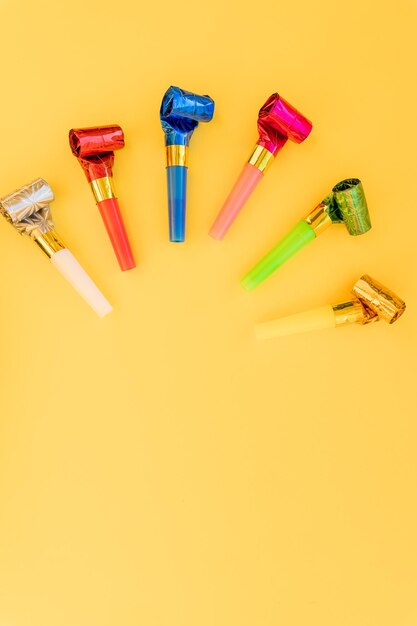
(332, 299, 377, 326)
(351, 275, 406, 324)
(0, 178, 55, 237)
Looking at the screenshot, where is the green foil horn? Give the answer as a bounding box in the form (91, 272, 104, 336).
(331, 178, 371, 235)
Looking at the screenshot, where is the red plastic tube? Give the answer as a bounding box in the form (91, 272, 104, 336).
(97, 197, 135, 271)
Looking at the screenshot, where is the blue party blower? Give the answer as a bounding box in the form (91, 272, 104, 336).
(160, 86, 215, 242)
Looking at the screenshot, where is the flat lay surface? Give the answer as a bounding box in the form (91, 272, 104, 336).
(0, 0, 416, 625)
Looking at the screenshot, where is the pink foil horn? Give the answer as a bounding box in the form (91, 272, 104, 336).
(209, 93, 312, 240)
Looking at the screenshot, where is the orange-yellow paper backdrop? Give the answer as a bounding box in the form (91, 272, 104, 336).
(0, 1, 416, 625)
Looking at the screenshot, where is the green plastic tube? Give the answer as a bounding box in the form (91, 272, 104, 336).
(241, 219, 316, 291)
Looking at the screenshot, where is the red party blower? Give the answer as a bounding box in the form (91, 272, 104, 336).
(69, 125, 136, 271)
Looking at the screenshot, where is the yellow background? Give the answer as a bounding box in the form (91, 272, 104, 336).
(0, 0, 416, 624)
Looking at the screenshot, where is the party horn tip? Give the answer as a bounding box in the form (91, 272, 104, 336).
(97, 197, 136, 270)
(209, 164, 263, 240)
(241, 273, 258, 292)
(51, 248, 112, 317)
(255, 305, 336, 339)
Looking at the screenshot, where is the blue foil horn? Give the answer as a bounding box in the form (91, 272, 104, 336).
(160, 86, 215, 242)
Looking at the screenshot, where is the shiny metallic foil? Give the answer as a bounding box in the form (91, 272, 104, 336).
(69, 126, 124, 157)
(166, 145, 188, 167)
(332, 299, 377, 325)
(69, 125, 124, 182)
(304, 195, 334, 235)
(332, 178, 371, 235)
(248, 145, 274, 173)
(352, 275, 406, 324)
(90, 177, 116, 203)
(0, 178, 55, 237)
(160, 86, 215, 146)
(257, 93, 312, 155)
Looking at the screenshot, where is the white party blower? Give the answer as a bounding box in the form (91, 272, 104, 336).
(0, 178, 112, 317)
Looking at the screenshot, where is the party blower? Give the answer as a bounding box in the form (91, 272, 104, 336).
(209, 92, 312, 240)
(241, 178, 371, 291)
(69, 125, 135, 270)
(160, 86, 215, 242)
(0, 178, 112, 317)
(255, 275, 406, 339)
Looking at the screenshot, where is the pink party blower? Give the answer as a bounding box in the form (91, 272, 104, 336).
(209, 93, 312, 240)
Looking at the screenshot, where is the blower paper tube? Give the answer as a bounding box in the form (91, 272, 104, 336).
(69, 125, 136, 271)
(209, 92, 312, 240)
(160, 86, 215, 242)
(0, 178, 112, 317)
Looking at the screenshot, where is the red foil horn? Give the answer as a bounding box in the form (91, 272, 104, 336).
(69, 125, 136, 271)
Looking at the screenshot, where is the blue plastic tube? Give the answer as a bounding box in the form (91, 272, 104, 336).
(167, 165, 187, 242)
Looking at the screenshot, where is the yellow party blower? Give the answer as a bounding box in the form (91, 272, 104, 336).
(255, 275, 405, 339)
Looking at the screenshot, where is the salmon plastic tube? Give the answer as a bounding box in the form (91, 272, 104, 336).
(242, 178, 371, 290)
(209, 92, 312, 240)
(0, 178, 112, 317)
(69, 125, 136, 271)
(255, 275, 406, 339)
(160, 86, 215, 242)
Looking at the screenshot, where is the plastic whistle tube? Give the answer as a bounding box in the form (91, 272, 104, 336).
(0, 178, 112, 317)
(209, 92, 312, 240)
(255, 275, 406, 339)
(166, 156, 188, 242)
(160, 86, 215, 242)
(242, 178, 372, 290)
(69, 125, 136, 271)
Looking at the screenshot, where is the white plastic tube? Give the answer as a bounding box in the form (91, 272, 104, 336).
(255, 305, 336, 339)
(50, 248, 112, 317)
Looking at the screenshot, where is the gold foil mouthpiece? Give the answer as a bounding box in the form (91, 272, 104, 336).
(166, 144, 188, 167)
(33, 229, 65, 259)
(332, 299, 376, 326)
(90, 176, 116, 203)
(304, 197, 333, 235)
(351, 275, 406, 324)
(248, 145, 274, 173)
(0, 178, 55, 237)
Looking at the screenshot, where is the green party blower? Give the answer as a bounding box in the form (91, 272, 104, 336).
(241, 178, 371, 291)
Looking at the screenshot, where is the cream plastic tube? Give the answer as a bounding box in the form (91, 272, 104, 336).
(50, 249, 112, 318)
(255, 305, 337, 339)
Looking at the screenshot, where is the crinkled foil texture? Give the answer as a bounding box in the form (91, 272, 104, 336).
(69, 126, 124, 182)
(352, 274, 406, 324)
(257, 93, 312, 155)
(69, 126, 124, 157)
(160, 86, 215, 146)
(332, 178, 371, 235)
(77, 153, 115, 182)
(0, 178, 54, 237)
